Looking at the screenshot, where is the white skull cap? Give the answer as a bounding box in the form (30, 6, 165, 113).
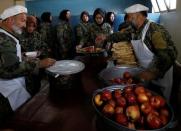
(124, 4, 149, 13)
(1, 5, 27, 20)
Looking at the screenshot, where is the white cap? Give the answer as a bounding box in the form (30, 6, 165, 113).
(124, 4, 149, 13)
(0, 5, 27, 20)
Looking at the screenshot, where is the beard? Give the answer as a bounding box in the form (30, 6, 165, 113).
(12, 24, 23, 35)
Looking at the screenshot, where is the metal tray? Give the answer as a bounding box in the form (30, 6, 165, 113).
(99, 65, 143, 85)
(46, 60, 85, 76)
(92, 85, 175, 131)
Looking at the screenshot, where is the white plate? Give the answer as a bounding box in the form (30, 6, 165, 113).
(46, 60, 85, 75)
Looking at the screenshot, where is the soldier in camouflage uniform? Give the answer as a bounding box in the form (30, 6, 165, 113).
(19, 15, 50, 96)
(55, 9, 73, 59)
(106, 12, 115, 33)
(0, 5, 56, 125)
(39, 12, 55, 57)
(75, 11, 91, 48)
(20, 15, 49, 59)
(96, 4, 177, 100)
(88, 8, 112, 48)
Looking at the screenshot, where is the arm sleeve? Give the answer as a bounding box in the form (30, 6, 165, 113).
(0, 37, 37, 79)
(147, 30, 177, 78)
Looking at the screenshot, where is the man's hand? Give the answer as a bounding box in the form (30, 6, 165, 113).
(39, 58, 56, 68)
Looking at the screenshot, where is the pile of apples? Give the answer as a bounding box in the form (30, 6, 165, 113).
(94, 85, 171, 130)
(110, 71, 134, 85)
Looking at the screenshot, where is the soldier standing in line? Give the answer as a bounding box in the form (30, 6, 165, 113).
(75, 11, 91, 49)
(19, 15, 50, 94)
(88, 8, 112, 48)
(20, 15, 49, 58)
(55, 9, 73, 59)
(39, 12, 54, 57)
(106, 11, 115, 33)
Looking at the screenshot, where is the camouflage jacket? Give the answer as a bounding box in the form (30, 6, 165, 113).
(108, 19, 178, 78)
(88, 22, 112, 48)
(20, 31, 49, 58)
(75, 22, 91, 47)
(39, 22, 54, 49)
(0, 30, 37, 79)
(55, 20, 73, 52)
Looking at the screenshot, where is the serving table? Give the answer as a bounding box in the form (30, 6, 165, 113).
(2, 56, 108, 131)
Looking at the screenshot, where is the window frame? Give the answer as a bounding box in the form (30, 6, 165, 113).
(151, 0, 176, 13)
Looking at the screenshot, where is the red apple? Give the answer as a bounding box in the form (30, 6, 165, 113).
(160, 115, 169, 126)
(108, 99, 116, 108)
(116, 96, 127, 107)
(160, 108, 169, 117)
(158, 96, 166, 107)
(126, 105, 140, 122)
(150, 96, 166, 109)
(114, 89, 122, 99)
(126, 78, 133, 84)
(140, 102, 152, 115)
(112, 78, 125, 84)
(137, 93, 149, 103)
(134, 86, 145, 95)
(101, 89, 112, 101)
(126, 93, 137, 105)
(145, 89, 152, 98)
(124, 86, 133, 94)
(115, 113, 128, 126)
(147, 112, 162, 129)
(151, 110, 160, 116)
(123, 71, 132, 79)
(102, 104, 114, 117)
(115, 106, 124, 114)
(94, 94, 103, 106)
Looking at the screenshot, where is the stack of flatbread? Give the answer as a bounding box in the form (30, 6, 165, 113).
(111, 41, 137, 66)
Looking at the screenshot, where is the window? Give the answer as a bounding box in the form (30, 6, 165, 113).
(151, 0, 177, 13)
(151, 0, 159, 12)
(165, 0, 177, 10)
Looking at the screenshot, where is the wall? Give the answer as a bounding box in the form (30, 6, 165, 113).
(15, 0, 25, 6)
(25, 0, 152, 16)
(0, 0, 14, 14)
(0, 0, 25, 14)
(160, 1, 181, 62)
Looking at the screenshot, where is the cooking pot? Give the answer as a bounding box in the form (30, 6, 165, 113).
(46, 60, 85, 91)
(92, 85, 175, 131)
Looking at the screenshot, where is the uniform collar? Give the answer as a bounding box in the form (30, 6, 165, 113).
(0, 27, 19, 40)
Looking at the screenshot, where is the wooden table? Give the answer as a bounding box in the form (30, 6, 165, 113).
(2, 56, 108, 131)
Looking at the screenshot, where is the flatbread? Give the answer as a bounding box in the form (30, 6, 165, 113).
(111, 41, 137, 66)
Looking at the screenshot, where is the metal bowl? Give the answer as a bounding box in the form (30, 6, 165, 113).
(99, 65, 143, 85)
(92, 85, 175, 131)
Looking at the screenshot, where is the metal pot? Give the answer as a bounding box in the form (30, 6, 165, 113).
(92, 85, 175, 131)
(46, 60, 85, 91)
